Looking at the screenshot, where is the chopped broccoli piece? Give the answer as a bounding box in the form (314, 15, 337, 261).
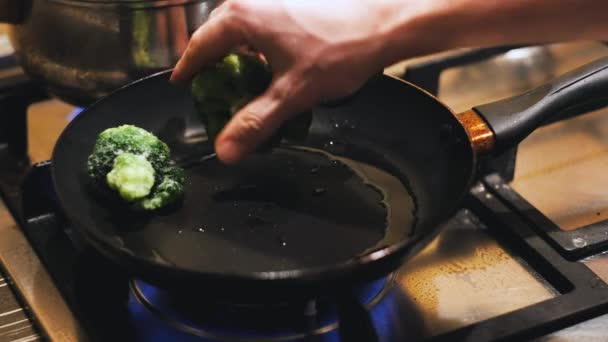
(191, 52, 311, 146)
(87, 125, 170, 185)
(106, 153, 155, 202)
(135, 166, 185, 210)
(88, 125, 184, 211)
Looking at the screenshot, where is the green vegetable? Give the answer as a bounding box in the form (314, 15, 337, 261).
(87, 125, 184, 211)
(87, 125, 170, 185)
(106, 153, 155, 201)
(191, 52, 311, 146)
(135, 166, 185, 210)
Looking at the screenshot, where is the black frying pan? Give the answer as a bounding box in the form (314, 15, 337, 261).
(51, 56, 608, 303)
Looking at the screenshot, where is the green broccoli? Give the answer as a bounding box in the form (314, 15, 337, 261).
(106, 153, 155, 201)
(87, 125, 184, 211)
(135, 166, 185, 210)
(87, 125, 170, 184)
(191, 52, 311, 146)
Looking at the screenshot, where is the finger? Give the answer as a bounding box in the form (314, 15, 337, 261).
(214, 78, 307, 164)
(208, 2, 225, 19)
(234, 45, 259, 57)
(170, 12, 245, 84)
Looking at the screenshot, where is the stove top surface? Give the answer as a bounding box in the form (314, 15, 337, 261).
(2, 35, 608, 341)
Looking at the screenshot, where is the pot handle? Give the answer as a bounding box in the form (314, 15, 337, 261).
(0, 0, 28, 23)
(472, 56, 608, 154)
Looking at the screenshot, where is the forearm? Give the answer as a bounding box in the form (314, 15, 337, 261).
(379, 0, 608, 66)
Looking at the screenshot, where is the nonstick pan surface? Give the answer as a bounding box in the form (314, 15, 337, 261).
(51, 71, 473, 298)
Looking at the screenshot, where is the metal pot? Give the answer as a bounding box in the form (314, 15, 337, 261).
(1, 0, 217, 106)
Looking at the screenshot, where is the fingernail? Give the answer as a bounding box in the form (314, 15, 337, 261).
(169, 72, 191, 87)
(169, 60, 185, 83)
(169, 71, 180, 83)
(215, 139, 243, 164)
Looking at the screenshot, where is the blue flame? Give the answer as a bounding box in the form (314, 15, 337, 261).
(68, 107, 84, 121)
(127, 277, 394, 341)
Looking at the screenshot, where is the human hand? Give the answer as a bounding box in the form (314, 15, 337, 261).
(170, 0, 429, 164)
(170, 0, 608, 164)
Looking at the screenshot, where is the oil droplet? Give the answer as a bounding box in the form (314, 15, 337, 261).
(312, 187, 326, 196)
(343, 119, 356, 129)
(278, 236, 287, 247)
(310, 165, 320, 174)
(177, 230, 183, 235)
(198, 227, 206, 233)
(219, 227, 225, 232)
(333, 122, 340, 129)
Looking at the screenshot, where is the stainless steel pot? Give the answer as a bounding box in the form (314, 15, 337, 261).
(1, 0, 217, 106)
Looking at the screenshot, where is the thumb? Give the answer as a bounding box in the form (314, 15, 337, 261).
(214, 78, 306, 164)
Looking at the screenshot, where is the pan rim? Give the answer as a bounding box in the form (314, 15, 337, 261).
(50, 69, 476, 284)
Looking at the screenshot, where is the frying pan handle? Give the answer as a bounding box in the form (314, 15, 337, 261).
(472, 56, 608, 154)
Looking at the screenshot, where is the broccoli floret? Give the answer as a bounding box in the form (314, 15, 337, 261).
(106, 153, 155, 201)
(134, 166, 185, 210)
(88, 125, 184, 211)
(191, 52, 311, 146)
(87, 125, 170, 184)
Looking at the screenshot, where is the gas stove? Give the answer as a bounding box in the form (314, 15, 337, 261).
(2, 35, 608, 341)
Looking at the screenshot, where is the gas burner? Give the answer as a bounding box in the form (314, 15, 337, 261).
(128, 276, 391, 341)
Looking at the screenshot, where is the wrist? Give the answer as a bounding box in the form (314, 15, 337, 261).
(374, 0, 478, 67)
